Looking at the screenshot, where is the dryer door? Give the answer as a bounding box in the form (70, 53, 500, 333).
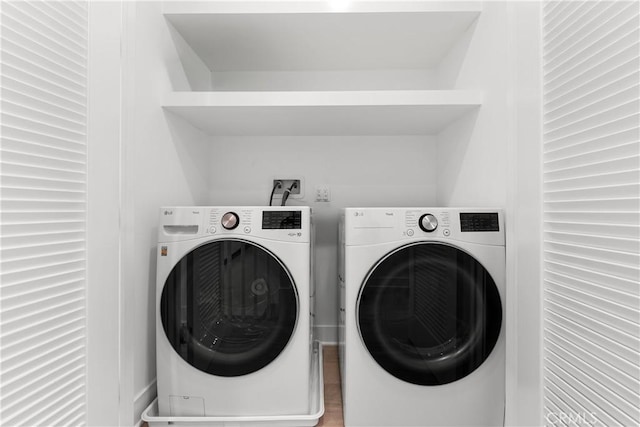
(357, 242, 502, 385)
(160, 239, 298, 376)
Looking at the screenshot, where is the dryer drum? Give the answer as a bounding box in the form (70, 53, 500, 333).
(160, 239, 298, 377)
(357, 242, 502, 385)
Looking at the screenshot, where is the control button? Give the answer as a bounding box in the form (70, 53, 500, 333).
(244, 226, 251, 234)
(419, 213, 438, 232)
(443, 228, 451, 237)
(407, 229, 414, 236)
(209, 226, 217, 234)
(221, 212, 239, 230)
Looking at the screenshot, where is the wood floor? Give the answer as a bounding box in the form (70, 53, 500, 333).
(317, 345, 345, 427)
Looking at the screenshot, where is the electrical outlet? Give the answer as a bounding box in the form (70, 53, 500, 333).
(272, 179, 302, 197)
(315, 186, 330, 202)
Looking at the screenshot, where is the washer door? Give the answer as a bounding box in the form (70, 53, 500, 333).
(160, 239, 298, 376)
(357, 242, 502, 385)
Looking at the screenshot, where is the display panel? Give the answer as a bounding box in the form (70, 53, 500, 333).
(460, 213, 500, 232)
(262, 210, 302, 229)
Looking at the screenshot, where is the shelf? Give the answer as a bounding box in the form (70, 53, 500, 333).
(163, 2, 481, 72)
(162, 91, 482, 136)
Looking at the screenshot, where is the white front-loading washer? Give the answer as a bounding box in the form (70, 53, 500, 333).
(339, 207, 505, 427)
(156, 206, 312, 417)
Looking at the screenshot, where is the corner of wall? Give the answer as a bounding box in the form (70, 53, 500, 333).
(504, 2, 543, 426)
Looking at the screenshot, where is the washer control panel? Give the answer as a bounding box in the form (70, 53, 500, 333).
(158, 206, 311, 243)
(208, 208, 307, 238)
(209, 209, 254, 235)
(418, 213, 438, 232)
(261, 210, 302, 229)
(405, 210, 451, 238)
(221, 212, 240, 230)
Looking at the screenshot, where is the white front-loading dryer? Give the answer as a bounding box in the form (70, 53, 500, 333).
(156, 206, 312, 417)
(339, 207, 505, 427)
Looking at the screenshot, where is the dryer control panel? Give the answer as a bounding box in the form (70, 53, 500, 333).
(344, 208, 504, 246)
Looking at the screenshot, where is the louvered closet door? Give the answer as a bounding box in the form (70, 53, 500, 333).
(1, 2, 89, 426)
(543, 1, 640, 426)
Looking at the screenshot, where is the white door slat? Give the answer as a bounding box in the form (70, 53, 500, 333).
(1, 353, 85, 406)
(545, 229, 639, 253)
(2, 125, 87, 151)
(546, 278, 639, 323)
(545, 86, 639, 132)
(546, 342, 640, 417)
(545, 15, 638, 86)
(545, 259, 638, 296)
(2, 2, 86, 51)
(543, 220, 639, 240)
(545, 210, 639, 225)
(545, 131, 638, 161)
(545, 317, 640, 383)
(544, 170, 639, 193)
(546, 288, 639, 339)
(545, 70, 639, 119)
(544, 101, 639, 141)
(3, 68, 86, 108)
(2, 13, 86, 65)
(0, 242, 85, 266)
(545, 52, 639, 105)
(545, 309, 639, 368)
(545, 359, 636, 427)
(545, 4, 637, 72)
(0, 309, 84, 345)
(3, 87, 86, 123)
(543, 155, 639, 181)
(2, 137, 87, 160)
(545, 248, 639, 281)
(543, 0, 618, 47)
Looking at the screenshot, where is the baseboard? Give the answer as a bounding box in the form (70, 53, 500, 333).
(314, 324, 337, 344)
(134, 379, 157, 427)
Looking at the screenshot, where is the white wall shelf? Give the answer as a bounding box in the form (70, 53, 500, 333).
(163, 90, 482, 136)
(163, 2, 482, 73)
(162, 2, 483, 134)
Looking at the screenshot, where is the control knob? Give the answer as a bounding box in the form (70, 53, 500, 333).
(419, 213, 438, 232)
(221, 212, 240, 230)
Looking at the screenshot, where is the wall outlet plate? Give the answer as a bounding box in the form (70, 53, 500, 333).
(315, 185, 330, 202)
(271, 177, 304, 199)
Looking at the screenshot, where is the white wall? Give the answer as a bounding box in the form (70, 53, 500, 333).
(205, 135, 438, 340)
(121, 2, 212, 423)
(87, 2, 122, 424)
(436, 2, 509, 207)
(506, 3, 543, 426)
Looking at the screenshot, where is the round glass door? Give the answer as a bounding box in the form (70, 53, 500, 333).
(357, 242, 502, 385)
(161, 239, 298, 376)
